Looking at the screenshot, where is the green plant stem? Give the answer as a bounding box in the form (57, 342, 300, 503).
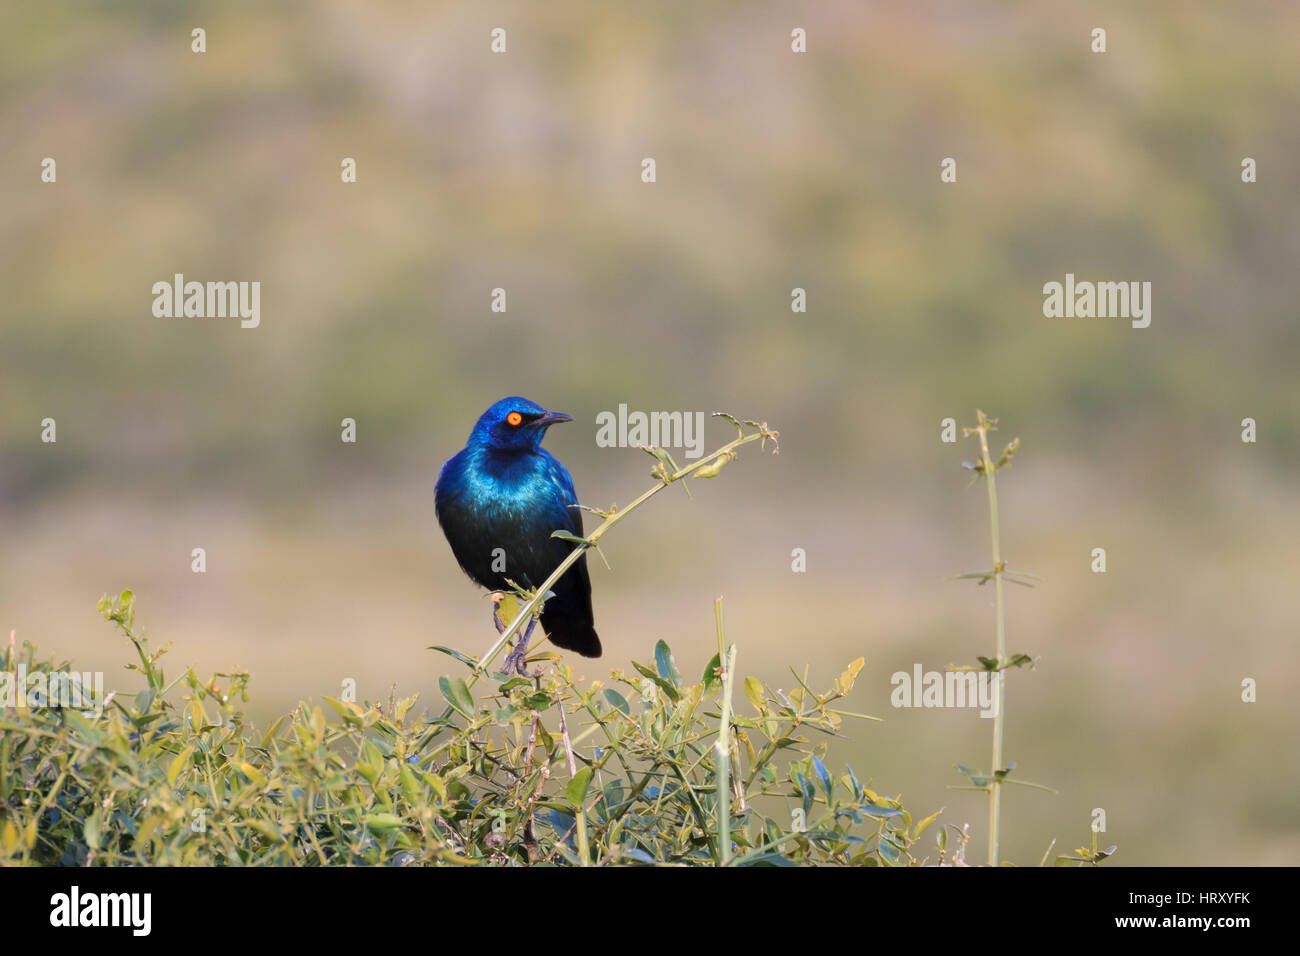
(976, 411, 1006, 867)
(475, 427, 772, 679)
(715, 599, 736, 867)
(556, 703, 590, 867)
(667, 760, 720, 864)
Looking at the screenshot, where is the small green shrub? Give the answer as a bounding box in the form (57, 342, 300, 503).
(0, 590, 931, 866)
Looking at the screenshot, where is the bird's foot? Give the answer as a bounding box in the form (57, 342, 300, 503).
(503, 645, 538, 679)
(503, 616, 540, 678)
(490, 593, 507, 634)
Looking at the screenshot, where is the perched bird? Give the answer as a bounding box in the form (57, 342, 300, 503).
(435, 397, 600, 675)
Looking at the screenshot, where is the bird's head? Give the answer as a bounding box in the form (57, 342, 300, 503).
(469, 397, 574, 453)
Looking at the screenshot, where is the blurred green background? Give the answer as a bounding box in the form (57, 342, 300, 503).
(2, 1, 1297, 865)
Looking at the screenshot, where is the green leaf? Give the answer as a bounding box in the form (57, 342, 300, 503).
(522, 692, 553, 711)
(1, 819, 20, 853)
(654, 640, 681, 687)
(837, 657, 864, 694)
(247, 819, 283, 843)
(550, 530, 592, 548)
(323, 696, 365, 726)
(794, 772, 813, 804)
(810, 755, 833, 800)
(955, 763, 991, 788)
(912, 809, 943, 839)
(712, 411, 744, 435)
(603, 689, 631, 716)
(701, 653, 722, 691)
(356, 741, 384, 786)
(83, 811, 102, 851)
(565, 767, 593, 808)
(399, 763, 421, 805)
(878, 835, 901, 864)
(642, 445, 681, 477)
(598, 780, 625, 818)
(258, 715, 286, 749)
(428, 646, 478, 669)
(631, 661, 679, 703)
(620, 846, 658, 864)
(166, 745, 195, 787)
(548, 809, 576, 840)
(421, 770, 448, 803)
(743, 676, 765, 711)
(363, 813, 407, 831)
(236, 761, 267, 788)
(845, 765, 864, 800)
(438, 676, 476, 717)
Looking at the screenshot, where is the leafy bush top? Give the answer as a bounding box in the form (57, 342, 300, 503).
(0, 591, 940, 866)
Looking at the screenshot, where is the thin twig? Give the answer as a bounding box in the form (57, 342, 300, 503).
(557, 701, 590, 866)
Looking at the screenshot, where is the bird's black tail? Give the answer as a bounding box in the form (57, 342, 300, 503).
(541, 608, 602, 657)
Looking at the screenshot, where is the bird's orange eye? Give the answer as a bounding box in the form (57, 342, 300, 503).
(506, 411, 523, 426)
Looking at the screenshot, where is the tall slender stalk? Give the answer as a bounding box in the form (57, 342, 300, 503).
(973, 410, 1007, 867)
(714, 598, 736, 867)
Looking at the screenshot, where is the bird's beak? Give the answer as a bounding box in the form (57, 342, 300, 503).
(533, 410, 574, 428)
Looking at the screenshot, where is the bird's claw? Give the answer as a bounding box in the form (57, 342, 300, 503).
(504, 646, 538, 679)
(503, 614, 540, 678)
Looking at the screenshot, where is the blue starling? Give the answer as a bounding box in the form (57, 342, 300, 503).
(435, 397, 600, 675)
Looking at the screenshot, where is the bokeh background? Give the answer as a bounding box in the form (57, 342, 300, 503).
(3, 1, 1297, 865)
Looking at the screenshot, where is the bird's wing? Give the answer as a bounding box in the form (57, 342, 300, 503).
(540, 450, 584, 537)
(537, 451, 596, 644)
